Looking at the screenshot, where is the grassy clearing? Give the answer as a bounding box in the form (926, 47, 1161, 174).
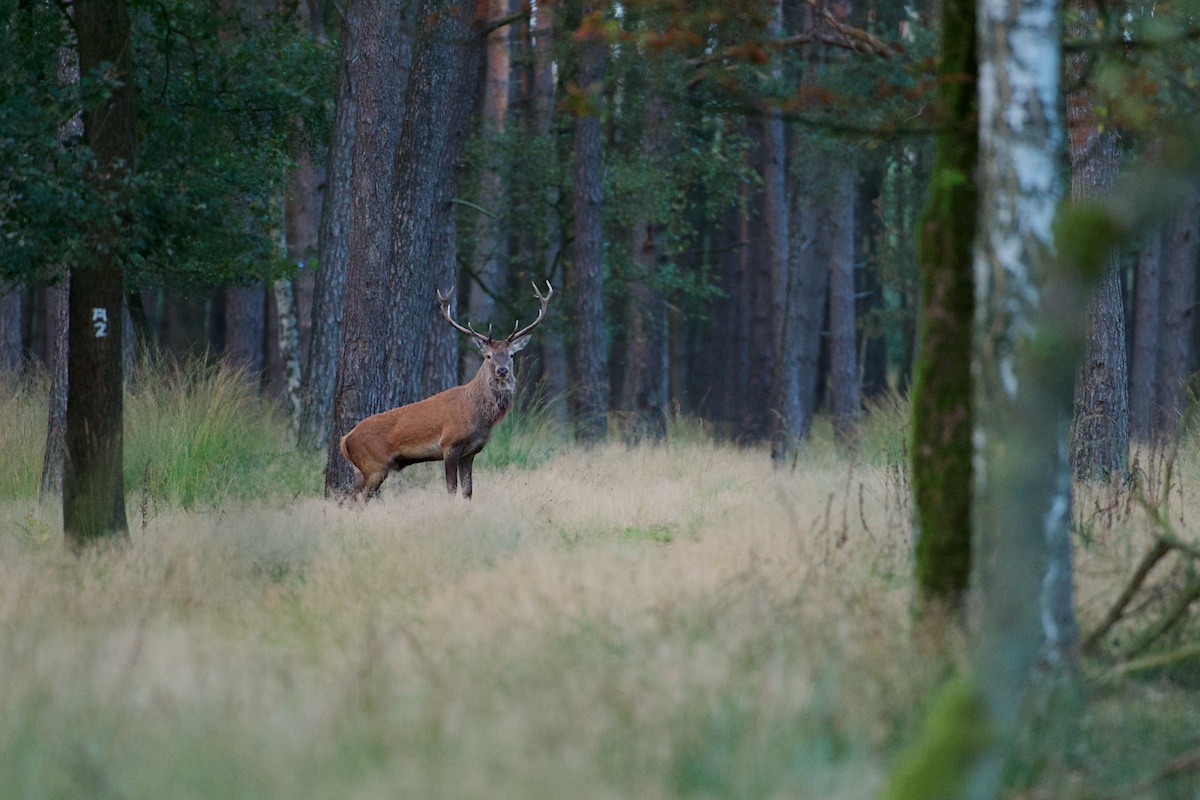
(1, 367, 1198, 799)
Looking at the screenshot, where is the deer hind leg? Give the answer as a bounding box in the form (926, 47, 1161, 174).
(359, 466, 389, 502)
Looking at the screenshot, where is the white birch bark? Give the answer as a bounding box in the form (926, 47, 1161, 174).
(971, 0, 1081, 795)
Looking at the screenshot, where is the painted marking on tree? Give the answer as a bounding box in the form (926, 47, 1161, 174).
(92, 307, 108, 338)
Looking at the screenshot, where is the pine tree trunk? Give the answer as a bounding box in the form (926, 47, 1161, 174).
(66, 0, 134, 545)
(224, 283, 267, 381)
(1067, 28, 1128, 480)
(570, 6, 608, 443)
(299, 26, 355, 451)
(531, 2, 569, 425)
(272, 278, 303, 435)
(322, 0, 419, 494)
(1157, 193, 1200, 437)
(827, 169, 859, 444)
(0, 288, 21, 375)
(467, 0, 513, 351)
(1129, 227, 1162, 441)
(40, 281, 68, 498)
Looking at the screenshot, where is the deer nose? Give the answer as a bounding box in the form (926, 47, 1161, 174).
(497, 366, 509, 378)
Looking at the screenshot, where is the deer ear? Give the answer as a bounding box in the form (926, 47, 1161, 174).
(509, 335, 531, 353)
(474, 338, 492, 355)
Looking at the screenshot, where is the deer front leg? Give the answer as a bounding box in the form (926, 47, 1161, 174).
(459, 454, 475, 499)
(444, 449, 460, 495)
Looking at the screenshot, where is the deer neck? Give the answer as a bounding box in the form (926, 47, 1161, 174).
(466, 365, 513, 424)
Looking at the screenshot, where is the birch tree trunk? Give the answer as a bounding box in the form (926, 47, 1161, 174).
(970, 0, 1081, 794)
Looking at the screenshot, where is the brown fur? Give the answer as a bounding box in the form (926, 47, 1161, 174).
(339, 282, 551, 501)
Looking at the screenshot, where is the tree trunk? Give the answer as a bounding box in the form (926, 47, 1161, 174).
(466, 0, 513, 361)
(66, 0, 134, 546)
(531, 1, 569, 426)
(40, 281, 68, 498)
(299, 25, 355, 451)
(272, 278, 303, 435)
(909, 0, 976, 615)
(1129, 226, 1162, 441)
(224, 283, 267, 381)
(323, 0, 420, 495)
(969, 1, 1081, 794)
(1067, 26, 1128, 480)
(1157, 193, 1200, 437)
(0, 287, 21, 375)
(570, 5, 608, 444)
(424, 194, 460, 397)
(827, 169, 859, 444)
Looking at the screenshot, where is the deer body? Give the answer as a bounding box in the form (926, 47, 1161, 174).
(339, 282, 552, 500)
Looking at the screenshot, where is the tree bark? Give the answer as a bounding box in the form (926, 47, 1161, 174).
(40, 281, 68, 498)
(827, 168, 859, 444)
(323, 0, 420, 495)
(272, 278, 303, 435)
(0, 287, 21, 375)
(1067, 22, 1128, 480)
(467, 0, 514, 359)
(570, 5, 608, 444)
(910, 0, 976, 615)
(224, 283, 266, 381)
(1129, 226, 1162, 441)
(66, 0, 135, 546)
(299, 24, 356, 451)
(970, 1, 1081, 794)
(1157, 193, 1200, 437)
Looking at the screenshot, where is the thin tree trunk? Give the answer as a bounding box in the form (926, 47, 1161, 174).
(272, 278, 302, 435)
(570, 5, 608, 443)
(40, 281, 68, 498)
(299, 27, 355, 451)
(224, 283, 267, 381)
(532, 1, 569, 425)
(1129, 226, 1162, 441)
(827, 169, 859, 444)
(467, 0, 513, 355)
(0, 288, 21, 375)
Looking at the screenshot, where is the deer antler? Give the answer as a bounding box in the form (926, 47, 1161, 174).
(506, 281, 554, 343)
(437, 287, 492, 344)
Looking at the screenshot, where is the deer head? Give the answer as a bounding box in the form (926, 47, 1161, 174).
(436, 281, 554, 391)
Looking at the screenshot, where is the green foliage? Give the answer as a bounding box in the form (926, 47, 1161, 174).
(0, 0, 334, 288)
(476, 388, 569, 472)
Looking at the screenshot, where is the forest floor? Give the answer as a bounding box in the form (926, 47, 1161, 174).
(1, 364, 1198, 799)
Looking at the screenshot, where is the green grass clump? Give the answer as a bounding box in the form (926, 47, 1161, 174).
(0, 369, 50, 501)
(124, 356, 320, 508)
(0, 357, 319, 508)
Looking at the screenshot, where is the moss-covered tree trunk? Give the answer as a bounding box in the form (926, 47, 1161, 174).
(909, 0, 977, 614)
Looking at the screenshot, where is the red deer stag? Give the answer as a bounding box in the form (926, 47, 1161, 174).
(339, 282, 553, 500)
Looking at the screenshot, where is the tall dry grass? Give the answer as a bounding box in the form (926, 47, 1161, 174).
(0, 438, 938, 800)
(2, 362, 1199, 799)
